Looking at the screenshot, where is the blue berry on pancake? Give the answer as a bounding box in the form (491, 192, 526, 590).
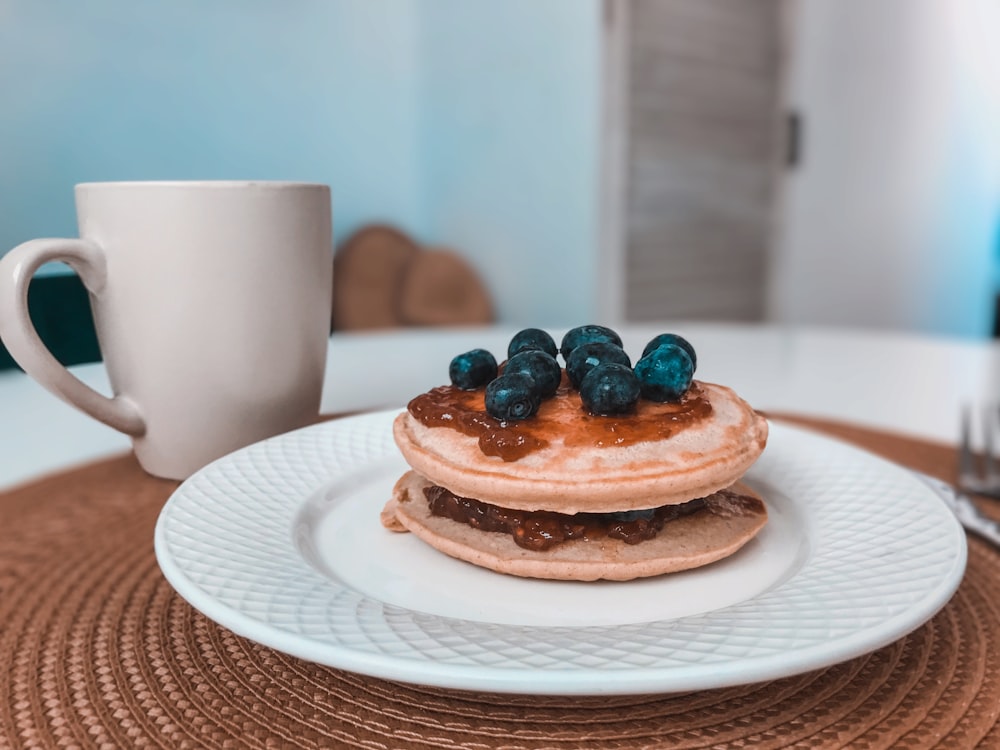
(559, 325, 622, 362)
(508, 328, 558, 359)
(580, 362, 641, 415)
(634, 344, 694, 402)
(642, 333, 697, 372)
(485, 373, 541, 421)
(504, 350, 561, 398)
(566, 341, 631, 389)
(449, 349, 498, 390)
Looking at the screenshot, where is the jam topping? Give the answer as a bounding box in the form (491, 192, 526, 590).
(408, 377, 713, 461)
(423, 485, 763, 551)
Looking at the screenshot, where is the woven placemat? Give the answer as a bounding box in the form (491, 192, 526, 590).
(2, 415, 999, 748)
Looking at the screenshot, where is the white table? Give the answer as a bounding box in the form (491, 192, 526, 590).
(3, 323, 998, 490)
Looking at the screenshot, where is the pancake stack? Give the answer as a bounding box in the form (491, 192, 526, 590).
(381, 327, 769, 581)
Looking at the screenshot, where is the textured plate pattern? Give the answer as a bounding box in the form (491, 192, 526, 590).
(154, 411, 966, 695)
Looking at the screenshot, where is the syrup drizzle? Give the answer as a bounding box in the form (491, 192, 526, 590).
(407, 377, 713, 461)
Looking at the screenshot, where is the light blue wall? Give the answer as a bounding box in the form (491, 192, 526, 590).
(912, 105, 999, 338)
(0, 0, 424, 260)
(915, 0, 1000, 338)
(413, 0, 602, 326)
(0, 0, 603, 326)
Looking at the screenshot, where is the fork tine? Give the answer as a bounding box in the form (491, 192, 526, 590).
(985, 404, 1000, 486)
(984, 404, 997, 483)
(959, 404, 977, 482)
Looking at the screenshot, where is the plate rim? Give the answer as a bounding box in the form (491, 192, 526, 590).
(154, 410, 968, 695)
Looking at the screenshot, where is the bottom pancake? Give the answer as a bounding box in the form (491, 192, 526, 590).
(383, 471, 768, 582)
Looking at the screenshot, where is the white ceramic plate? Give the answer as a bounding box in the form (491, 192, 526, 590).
(154, 411, 966, 695)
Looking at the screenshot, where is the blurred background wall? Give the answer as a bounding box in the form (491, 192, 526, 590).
(0, 0, 601, 326)
(0, 0, 997, 336)
(415, 0, 601, 324)
(769, 0, 1000, 339)
(0, 0, 424, 248)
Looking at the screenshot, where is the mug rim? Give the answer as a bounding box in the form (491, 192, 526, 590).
(75, 180, 329, 190)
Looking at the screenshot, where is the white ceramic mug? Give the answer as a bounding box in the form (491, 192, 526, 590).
(0, 181, 333, 479)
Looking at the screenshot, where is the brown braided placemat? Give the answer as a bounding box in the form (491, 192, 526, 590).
(2, 415, 999, 749)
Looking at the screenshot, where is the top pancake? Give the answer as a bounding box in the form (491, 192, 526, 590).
(394, 380, 768, 513)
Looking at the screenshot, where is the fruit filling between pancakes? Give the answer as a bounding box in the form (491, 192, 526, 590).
(422, 483, 765, 551)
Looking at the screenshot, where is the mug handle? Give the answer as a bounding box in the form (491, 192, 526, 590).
(0, 238, 146, 436)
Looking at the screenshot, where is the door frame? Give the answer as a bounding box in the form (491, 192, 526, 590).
(597, 0, 797, 325)
(596, 0, 630, 325)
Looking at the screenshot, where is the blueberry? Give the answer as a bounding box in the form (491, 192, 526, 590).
(641, 333, 697, 372)
(634, 344, 694, 402)
(508, 328, 558, 359)
(559, 325, 623, 361)
(449, 349, 498, 390)
(579, 363, 640, 415)
(485, 373, 541, 421)
(503, 350, 561, 398)
(566, 341, 631, 389)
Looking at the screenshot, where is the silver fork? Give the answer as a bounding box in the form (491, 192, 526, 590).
(920, 473, 1000, 547)
(959, 404, 1000, 498)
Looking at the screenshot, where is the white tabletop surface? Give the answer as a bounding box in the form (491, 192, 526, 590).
(2, 322, 998, 490)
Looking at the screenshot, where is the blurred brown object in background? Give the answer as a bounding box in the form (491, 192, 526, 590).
(397, 248, 493, 327)
(332, 226, 494, 331)
(331, 225, 419, 331)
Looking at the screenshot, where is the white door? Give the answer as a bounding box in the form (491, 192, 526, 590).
(769, 0, 1000, 337)
(601, 0, 787, 323)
